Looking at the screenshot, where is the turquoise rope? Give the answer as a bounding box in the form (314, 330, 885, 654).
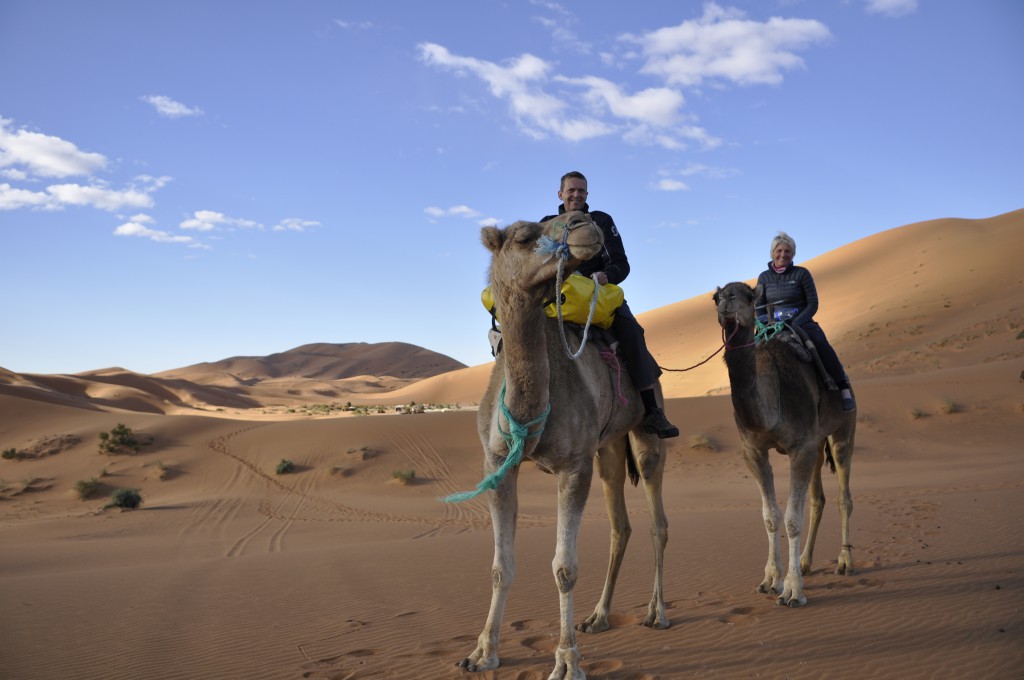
(755, 319, 786, 344)
(443, 381, 550, 503)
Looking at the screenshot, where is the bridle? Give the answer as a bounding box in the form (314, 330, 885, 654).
(535, 215, 602, 361)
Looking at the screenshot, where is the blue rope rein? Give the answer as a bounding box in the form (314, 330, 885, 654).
(443, 381, 551, 503)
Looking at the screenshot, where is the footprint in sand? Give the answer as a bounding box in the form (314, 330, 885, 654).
(586, 658, 625, 673)
(521, 635, 557, 653)
(509, 618, 543, 631)
(719, 606, 757, 625)
(606, 612, 643, 627)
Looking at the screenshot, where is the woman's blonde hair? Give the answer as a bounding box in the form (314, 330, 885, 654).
(770, 231, 796, 258)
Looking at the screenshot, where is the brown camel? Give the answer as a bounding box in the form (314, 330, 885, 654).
(713, 281, 856, 607)
(453, 211, 669, 679)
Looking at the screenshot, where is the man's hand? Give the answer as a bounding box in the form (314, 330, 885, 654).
(594, 272, 609, 286)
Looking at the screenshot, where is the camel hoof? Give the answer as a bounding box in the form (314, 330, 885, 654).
(457, 656, 499, 672)
(576, 617, 610, 634)
(642, 616, 671, 630)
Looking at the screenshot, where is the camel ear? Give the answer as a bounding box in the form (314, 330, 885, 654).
(481, 226, 504, 253)
(713, 286, 722, 303)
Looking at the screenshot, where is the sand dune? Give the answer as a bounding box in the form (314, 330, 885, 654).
(1, 209, 1022, 679)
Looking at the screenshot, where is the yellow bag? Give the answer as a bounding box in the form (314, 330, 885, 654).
(481, 273, 623, 329)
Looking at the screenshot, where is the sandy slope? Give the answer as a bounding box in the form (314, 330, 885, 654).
(1, 210, 1023, 679)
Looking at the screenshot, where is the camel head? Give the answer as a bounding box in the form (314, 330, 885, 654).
(713, 281, 763, 335)
(482, 211, 603, 295)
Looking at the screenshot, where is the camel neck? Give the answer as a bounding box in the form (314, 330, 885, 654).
(725, 331, 775, 431)
(496, 295, 552, 421)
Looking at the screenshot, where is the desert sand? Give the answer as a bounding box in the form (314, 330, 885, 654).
(1, 210, 1022, 679)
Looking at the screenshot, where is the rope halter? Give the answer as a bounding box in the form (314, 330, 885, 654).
(534, 214, 601, 360)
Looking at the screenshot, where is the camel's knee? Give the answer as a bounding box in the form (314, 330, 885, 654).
(553, 564, 578, 593)
(650, 522, 668, 549)
(611, 524, 631, 551)
(635, 449, 662, 479)
(785, 517, 803, 539)
(491, 564, 515, 591)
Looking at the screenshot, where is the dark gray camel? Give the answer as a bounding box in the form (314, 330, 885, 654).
(454, 212, 669, 679)
(714, 281, 856, 607)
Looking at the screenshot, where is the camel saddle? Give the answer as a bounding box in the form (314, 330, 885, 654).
(768, 324, 839, 392)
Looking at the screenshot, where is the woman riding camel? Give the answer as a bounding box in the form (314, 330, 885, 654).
(756, 231, 856, 412)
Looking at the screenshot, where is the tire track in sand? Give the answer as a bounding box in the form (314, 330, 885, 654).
(204, 427, 492, 554)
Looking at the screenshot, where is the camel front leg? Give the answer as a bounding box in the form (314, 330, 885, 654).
(457, 464, 519, 673)
(800, 449, 826, 575)
(779, 448, 816, 607)
(633, 431, 669, 629)
(577, 440, 630, 634)
(741, 444, 782, 595)
(548, 466, 593, 680)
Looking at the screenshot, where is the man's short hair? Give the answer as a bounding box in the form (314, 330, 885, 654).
(560, 171, 587, 190)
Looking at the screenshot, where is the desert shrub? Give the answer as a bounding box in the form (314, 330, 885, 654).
(392, 469, 416, 485)
(910, 408, 928, 420)
(938, 400, 961, 415)
(98, 423, 140, 454)
(1016, 329, 1024, 340)
(688, 434, 718, 452)
(275, 459, 295, 475)
(75, 477, 101, 500)
(2, 448, 29, 460)
(106, 488, 142, 509)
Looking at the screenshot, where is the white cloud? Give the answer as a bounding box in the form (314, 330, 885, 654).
(114, 220, 195, 244)
(47, 183, 154, 211)
(272, 217, 320, 232)
(0, 116, 107, 178)
(180, 209, 262, 231)
(334, 19, 373, 30)
(141, 95, 204, 118)
(621, 2, 831, 87)
(424, 204, 502, 225)
(864, 0, 917, 18)
(656, 178, 690, 191)
(1, 168, 27, 181)
(0, 183, 55, 210)
(419, 42, 612, 143)
(678, 162, 738, 178)
(558, 75, 685, 127)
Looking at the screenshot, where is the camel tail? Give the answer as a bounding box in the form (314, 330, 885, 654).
(626, 437, 641, 487)
(824, 437, 837, 474)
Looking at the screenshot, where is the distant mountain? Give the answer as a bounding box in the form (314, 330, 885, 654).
(154, 342, 467, 384)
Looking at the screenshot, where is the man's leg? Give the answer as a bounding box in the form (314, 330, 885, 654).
(613, 302, 678, 438)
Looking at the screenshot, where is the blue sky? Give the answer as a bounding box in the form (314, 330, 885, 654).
(2, 1, 1021, 375)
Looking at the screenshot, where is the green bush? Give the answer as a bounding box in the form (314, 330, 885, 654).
(392, 469, 416, 485)
(276, 459, 295, 475)
(106, 488, 142, 509)
(98, 423, 140, 454)
(75, 477, 101, 500)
